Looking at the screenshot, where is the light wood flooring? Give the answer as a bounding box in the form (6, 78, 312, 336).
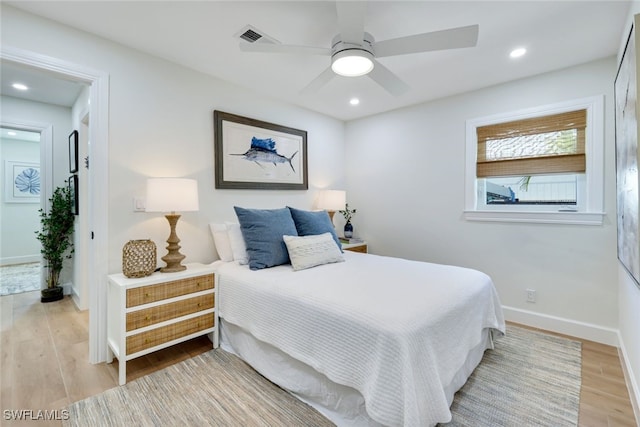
(1, 291, 637, 426)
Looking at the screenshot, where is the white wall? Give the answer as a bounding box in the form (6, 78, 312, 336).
(346, 58, 618, 334)
(617, 3, 640, 418)
(0, 132, 40, 265)
(1, 96, 72, 195)
(0, 5, 346, 276)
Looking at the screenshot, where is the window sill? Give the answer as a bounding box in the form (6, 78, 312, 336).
(463, 210, 605, 225)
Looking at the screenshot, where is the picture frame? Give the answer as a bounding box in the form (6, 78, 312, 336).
(614, 23, 640, 288)
(69, 130, 78, 173)
(4, 160, 41, 203)
(214, 111, 308, 190)
(69, 174, 79, 215)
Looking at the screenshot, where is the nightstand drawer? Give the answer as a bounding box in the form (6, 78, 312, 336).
(126, 294, 214, 332)
(126, 274, 214, 307)
(126, 313, 214, 355)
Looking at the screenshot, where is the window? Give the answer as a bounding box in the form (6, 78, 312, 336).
(465, 96, 604, 225)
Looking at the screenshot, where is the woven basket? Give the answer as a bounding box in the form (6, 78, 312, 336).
(122, 239, 157, 278)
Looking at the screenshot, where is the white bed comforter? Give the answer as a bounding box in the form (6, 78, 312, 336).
(216, 251, 505, 426)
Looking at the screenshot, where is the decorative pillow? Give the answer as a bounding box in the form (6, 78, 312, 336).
(283, 233, 345, 271)
(209, 223, 233, 262)
(233, 207, 299, 270)
(287, 206, 342, 252)
(225, 222, 249, 265)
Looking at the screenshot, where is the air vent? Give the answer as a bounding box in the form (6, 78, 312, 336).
(240, 29, 262, 43)
(234, 25, 278, 45)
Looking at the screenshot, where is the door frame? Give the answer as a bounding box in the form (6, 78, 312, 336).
(1, 46, 110, 364)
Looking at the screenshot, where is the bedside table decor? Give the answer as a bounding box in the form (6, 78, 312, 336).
(122, 239, 157, 278)
(145, 178, 199, 273)
(338, 203, 357, 238)
(317, 189, 346, 223)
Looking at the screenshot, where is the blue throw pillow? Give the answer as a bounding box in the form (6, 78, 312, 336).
(234, 207, 299, 270)
(287, 206, 342, 252)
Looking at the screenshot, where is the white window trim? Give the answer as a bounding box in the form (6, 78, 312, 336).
(464, 96, 605, 225)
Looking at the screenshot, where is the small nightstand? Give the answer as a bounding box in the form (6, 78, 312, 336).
(342, 242, 368, 253)
(106, 263, 217, 385)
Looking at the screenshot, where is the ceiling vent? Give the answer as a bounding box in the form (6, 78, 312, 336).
(234, 25, 278, 44)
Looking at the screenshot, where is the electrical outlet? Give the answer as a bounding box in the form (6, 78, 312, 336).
(526, 289, 536, 303)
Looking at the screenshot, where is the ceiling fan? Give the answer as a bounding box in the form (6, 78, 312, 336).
(239, 2, 479, 96)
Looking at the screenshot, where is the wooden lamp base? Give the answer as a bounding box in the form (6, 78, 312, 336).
(160, 213, 187, 272)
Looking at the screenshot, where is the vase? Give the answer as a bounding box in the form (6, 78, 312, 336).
(122, 239, 157, 278)
(344, 221, 354, 238)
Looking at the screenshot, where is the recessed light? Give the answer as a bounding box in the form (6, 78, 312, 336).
(349, 98, 360, 106)
(509, 48, 526, 59)
(12, 83, 28, 91)
(7, 131, 17, 136)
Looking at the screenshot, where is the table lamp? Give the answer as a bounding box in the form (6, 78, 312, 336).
(317, 190, 346, 222)
(146, 178, 199, 272)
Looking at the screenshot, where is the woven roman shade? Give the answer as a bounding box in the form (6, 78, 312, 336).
(476, 109, 586, 178)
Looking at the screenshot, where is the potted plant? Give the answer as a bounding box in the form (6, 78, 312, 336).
(339, 203, 357, 238)
(36, 181, 75, 303)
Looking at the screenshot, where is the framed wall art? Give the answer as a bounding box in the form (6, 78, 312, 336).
(214, 111, 308, 190)
(69, 174, 79, 216)
(615, 23, 640, 288)
(4, 160, 40, 203)
(69, 130, 78, 173)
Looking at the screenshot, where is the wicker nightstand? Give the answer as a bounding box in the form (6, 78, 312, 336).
(342, 242, 368, 253)
(106, 263, 217, 385)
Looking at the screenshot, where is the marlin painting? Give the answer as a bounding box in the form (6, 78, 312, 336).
(231, 137, 298, 172)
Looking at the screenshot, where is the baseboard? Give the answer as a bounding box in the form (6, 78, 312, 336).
(618, 332, 640, 425)
(0, 255, 39, 266)
(61, 281, 73, 296)
(502, 305, 619, 346)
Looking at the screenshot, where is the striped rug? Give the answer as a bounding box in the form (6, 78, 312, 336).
(443, 325, 581, 426)
(65, 325, 581, 426)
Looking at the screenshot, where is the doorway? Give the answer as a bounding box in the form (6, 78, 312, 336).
(0, 127, 42, 296)
(1, 46, 110, 364)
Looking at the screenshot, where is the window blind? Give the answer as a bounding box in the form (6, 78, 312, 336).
(476, 109, 586, 178)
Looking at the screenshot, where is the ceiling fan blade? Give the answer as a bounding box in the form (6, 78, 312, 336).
(336, 1, 366, 45)
(375, 24, 479, 58)
(239, 42, 331, 56)
(367, 60, 409, 96)
(300, 67, 335, 95)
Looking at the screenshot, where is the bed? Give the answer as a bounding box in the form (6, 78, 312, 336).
(209, 207, 505, 426)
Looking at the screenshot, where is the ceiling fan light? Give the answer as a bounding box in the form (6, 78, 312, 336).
(331, 50, 374, 77)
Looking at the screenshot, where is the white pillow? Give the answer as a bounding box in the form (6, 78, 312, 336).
(283, 232, 344, 271)
(209, 223, 233, 262)
(226, 222, 249, 265)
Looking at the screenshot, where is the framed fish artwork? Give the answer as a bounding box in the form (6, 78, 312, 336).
(214, 111, 308, 190)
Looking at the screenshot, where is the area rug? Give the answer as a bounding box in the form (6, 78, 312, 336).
(0, 262, 40, 296)
(443, 325, 582, 426)
(65, 325, 581, 426)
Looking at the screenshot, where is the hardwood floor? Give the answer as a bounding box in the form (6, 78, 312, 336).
(1, 291, 637, 426)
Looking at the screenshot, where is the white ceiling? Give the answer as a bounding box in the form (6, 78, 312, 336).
(4, 1, 631, 121)
(1, 61, 85, 107)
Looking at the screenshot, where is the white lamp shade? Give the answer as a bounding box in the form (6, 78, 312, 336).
(146, 178, 199, 213)
(317, 190, 346, 211)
